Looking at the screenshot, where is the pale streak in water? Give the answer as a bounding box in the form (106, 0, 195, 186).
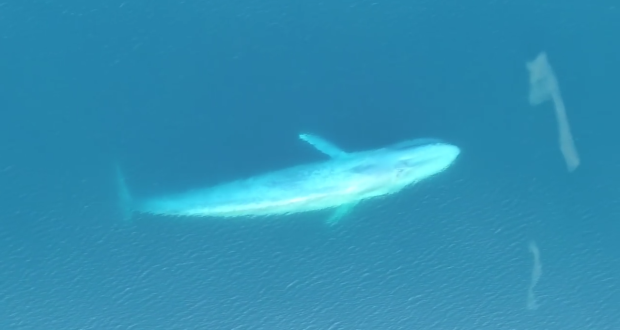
(526, 240, 542, 310)
(526, 52, 580, 172)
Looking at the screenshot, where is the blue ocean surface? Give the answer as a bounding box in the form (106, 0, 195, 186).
(0, 0, 618, 329)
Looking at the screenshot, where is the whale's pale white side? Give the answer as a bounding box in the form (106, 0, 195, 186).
(117, 134, 460, 224)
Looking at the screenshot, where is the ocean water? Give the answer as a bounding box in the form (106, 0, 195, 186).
(0, 0, 618, 329)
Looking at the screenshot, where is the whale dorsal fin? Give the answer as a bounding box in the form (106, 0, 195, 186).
(299, 133, 348, 158)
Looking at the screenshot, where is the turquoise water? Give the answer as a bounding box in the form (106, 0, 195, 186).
(0, 0, 618, 329)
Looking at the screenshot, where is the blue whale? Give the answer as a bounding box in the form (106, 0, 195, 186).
(117, 134, 460, 224)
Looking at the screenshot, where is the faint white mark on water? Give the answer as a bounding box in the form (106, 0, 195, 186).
(526, 240, 542, 310)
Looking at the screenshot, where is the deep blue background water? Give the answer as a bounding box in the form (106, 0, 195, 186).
(0, 0, 619, 329)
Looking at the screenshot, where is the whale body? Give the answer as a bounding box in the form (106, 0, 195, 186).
(117, 134, 460, 224)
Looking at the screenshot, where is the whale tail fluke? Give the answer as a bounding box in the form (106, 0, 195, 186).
(115, 163, 134, 222)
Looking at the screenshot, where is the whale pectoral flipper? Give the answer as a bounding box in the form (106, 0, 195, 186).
(326, 202, 359, 226)
(299, 133, 348, 158)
